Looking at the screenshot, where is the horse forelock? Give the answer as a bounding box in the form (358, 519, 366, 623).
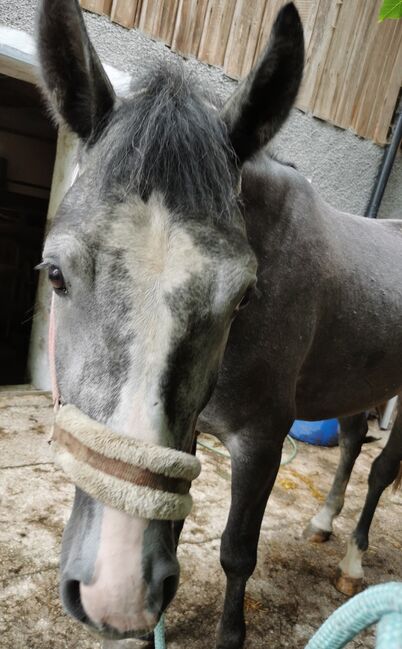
(93, 63, 239, 221)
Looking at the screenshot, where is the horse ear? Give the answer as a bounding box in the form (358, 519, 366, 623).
(37, 0, 115, 143)
(221, 2, 304, 164)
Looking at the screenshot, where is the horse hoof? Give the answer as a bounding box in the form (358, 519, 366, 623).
(303, 523, 332, 543)
(334, 568, 363, 596)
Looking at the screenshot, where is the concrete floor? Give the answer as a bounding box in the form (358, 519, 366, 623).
(1, 390, 401, 649)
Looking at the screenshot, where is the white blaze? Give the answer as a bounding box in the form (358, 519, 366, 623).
(106, 193, 207, 445)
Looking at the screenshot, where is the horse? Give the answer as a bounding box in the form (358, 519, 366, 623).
(36, 1, 402, 647)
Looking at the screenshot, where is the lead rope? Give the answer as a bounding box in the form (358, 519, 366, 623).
(154, 615, 166, 649)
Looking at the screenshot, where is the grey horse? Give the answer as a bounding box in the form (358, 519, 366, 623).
(37, 0, 402, 647)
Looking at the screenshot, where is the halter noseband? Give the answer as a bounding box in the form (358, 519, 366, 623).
(51, 405, 201, 520)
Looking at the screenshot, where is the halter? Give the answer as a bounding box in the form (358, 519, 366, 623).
(48, 297, 201, 520)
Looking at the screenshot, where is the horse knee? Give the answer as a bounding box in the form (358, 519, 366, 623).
(339, 413, 367, 442)
(220, 531, 257, 579)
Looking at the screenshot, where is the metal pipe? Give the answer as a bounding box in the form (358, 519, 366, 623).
(365, 103, 402, 218)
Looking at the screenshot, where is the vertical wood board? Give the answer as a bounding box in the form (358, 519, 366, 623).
(223, 0, 266, 79)
(353, 19, 402, 142)
(372, 33, 402, 143)
(312, 1, 365, 121)
(110, 0, 142, 28)
(138, 0, 180, 44)
(296, 0, 343, 112)
(197, 0, 237, 67)
(171, 0, 209, 57)
(80, 0, 113, 15)
(332, 1, 379, 128)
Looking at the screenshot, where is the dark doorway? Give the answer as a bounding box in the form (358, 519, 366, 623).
(0, 74, 57, 384)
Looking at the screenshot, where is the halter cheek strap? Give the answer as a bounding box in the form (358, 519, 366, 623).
(49, 294, 60, 412)
(48, 300, 201, 520)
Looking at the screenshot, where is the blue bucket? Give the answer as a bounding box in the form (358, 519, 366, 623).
(289, 418, 339, 447)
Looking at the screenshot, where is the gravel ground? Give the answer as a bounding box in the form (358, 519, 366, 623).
(1, 390, 401, 649)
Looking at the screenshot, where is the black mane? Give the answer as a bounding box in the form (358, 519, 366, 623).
(98, 64, 239, 220)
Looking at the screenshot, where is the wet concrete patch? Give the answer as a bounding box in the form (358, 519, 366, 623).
(1, 393, 401, 648)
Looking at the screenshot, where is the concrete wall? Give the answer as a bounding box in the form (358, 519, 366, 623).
(1, 0, 400, 219)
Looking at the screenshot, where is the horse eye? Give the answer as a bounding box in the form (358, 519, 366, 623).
(48, 265, 67, 293)
(234, 286, 255, 314)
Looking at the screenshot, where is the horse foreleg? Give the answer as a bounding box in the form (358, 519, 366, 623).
(216, 426, 289, 649)
(304, 413, 368, 543)
(335, 403, 402, 596)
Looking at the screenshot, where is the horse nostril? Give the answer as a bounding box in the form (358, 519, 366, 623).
(61, 579, 88, 623)
(161, 573, 179, 612)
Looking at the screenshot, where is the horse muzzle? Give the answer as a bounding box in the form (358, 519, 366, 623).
(50, 404, 201, 520)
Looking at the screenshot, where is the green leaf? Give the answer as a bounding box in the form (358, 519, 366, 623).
(378, 0, 402, 21)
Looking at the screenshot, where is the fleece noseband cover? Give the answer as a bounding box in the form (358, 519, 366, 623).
(51, 405, 201, 520)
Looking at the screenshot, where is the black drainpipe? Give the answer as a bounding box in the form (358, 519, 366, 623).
(365, 98, 402, 218)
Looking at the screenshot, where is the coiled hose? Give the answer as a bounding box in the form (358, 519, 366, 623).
(306, 582, 402, 649)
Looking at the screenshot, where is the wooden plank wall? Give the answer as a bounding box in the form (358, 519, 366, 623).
(79, 0, 402, 144)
